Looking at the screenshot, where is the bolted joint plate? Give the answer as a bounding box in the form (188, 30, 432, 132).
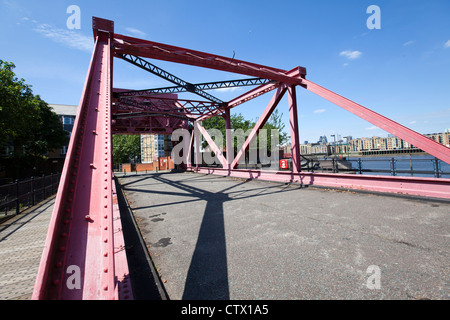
(93, 17, 114, 39)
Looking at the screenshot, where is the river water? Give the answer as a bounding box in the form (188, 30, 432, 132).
(345, 154, 450, 178)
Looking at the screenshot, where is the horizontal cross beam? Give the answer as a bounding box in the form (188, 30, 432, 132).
(114, 78, 274, 98)
(116, 53, 224, 104)
(113, 111, 190, 120)
(113, 33, 307, 84)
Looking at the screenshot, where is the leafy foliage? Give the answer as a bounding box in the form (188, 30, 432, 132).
(0, 60, 69, 177)
(201, 109, 288, 152)
(112, 134, 141, 165)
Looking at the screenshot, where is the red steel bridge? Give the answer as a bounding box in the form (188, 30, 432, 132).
(32, 17, 450, 300)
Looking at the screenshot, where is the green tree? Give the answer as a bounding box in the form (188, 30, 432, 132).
(201, 112, 254, 149)
(201, 109, 288, 153)
(264, 109, 288, 143)
(0, 60, 35, 153)
(0, 60, 69, 177)
(261, 108, 288, 151)
(25, 96, 69, 158)
(112, 135, 141, 165)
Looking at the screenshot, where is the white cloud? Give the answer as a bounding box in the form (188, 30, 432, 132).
(34, 23, 93, 53)
(125, 27, 146, 37)
(365, 126, 378, 131)
(444, 40, 450, 48)
(313, 108, 326, 114)
(409, 120, 417, 125)
(403, 40, 415, 47)
(340, 50, 362, 60)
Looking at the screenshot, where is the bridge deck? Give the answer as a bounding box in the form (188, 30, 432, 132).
(1, 172, 448, 300)
(119, 172, 449, 300)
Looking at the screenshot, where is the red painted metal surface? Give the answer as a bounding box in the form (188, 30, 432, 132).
(191, 167, 450, 199)
(111, 180, 132, 299)
(299, 78, 450, 165)
(113, 34, 307, 85)
(112, 91, 189, 134)
(231, 85, 288, 169)
(287, 85, 301, 173)
(33, 22, 131, 300)
(195, 121, 228, 167)
(110, 18, 449, 164)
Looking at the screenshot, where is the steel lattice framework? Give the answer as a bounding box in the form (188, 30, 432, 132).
(32, 17, 450, 300)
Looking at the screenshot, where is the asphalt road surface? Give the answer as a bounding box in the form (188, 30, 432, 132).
(119, 172, 449, 300)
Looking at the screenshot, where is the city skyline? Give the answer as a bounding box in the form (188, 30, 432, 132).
(306, 129, 450, 145)
(296, 130, 450, 157)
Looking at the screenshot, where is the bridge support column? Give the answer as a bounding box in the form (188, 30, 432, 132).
(288, 85, 301, 174)
(187, 125, 194, 170)
(194, 121, 201, 170)
(224, 109, 232, 174)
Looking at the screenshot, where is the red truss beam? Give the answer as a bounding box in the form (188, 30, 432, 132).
(288, 85, 301, 173)
(115, 95, 224, 118)
(194, 167, 450, 199)
(231, 84, 288, 169)
(113, 34, 307, 86)
(112, 92, 190, 134)
(195, 121, 228, 167)
(299, 78, 450, 165)
(33, 22, 131, 300)
(110, 16, 449, 164)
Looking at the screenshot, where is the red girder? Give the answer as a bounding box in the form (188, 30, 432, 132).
(33, 22, 131, 300)
(231, 84, 288, 169)
(113, 34, 307, 85)
(109, 17, 449, 166)
(300, 78, 450, 165)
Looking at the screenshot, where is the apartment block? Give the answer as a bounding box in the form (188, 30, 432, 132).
(299, 130, 449, 156)
(141, 134, 173, 163)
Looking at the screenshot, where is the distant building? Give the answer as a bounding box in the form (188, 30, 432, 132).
(425, 132, 450, 147)
(45, 104, 78, 172)
(300, 143, 329, 155)
(300, 131, 450, 156)
(347, 136, 416, 153)
(141, 134, 173, 163)
(280, 142, 292, 158)
(49, 104, 78, 157)
(318, 135, 328, 144)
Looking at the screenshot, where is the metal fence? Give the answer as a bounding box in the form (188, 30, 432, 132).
(314, 157, 449, 178)
(0, 173, 61, 220)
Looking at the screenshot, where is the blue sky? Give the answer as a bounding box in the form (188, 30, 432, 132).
(1, 0, 449, 144)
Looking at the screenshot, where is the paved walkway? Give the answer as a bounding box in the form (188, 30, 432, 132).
(119, 172, 450, 300)
(0, 197, 54, 300)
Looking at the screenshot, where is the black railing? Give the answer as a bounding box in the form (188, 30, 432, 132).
(0, 173, 61, 220)
(311, 157, 449, 178)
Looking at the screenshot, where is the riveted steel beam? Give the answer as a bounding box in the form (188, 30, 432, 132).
(116, 53, 224, 105)
(33, 21, 132, 300)
(115, 78, 273, 98)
